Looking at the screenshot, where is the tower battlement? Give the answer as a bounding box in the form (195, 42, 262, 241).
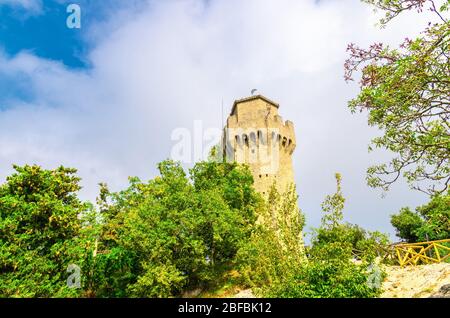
(222, 95, 297, 195)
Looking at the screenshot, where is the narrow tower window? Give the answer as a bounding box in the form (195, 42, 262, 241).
(258, 130, 265, 145)
(243, 134, 249, 147)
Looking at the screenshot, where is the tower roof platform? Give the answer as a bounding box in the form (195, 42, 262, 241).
(230, 94, 279, 115)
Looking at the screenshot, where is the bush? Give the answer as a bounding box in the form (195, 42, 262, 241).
(92, 160, 261, 297)
(391, 191, 450, 242)
(261, 173, 385, 298)
(311, 173, 390, 262)
(312, 223, 390, 262)
(235, 184, 306, 292)
(267, 243, 383, 298)
(0, 165, 93, 297)
(391, 208, 423, 243)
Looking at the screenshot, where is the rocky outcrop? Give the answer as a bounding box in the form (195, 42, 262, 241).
(381, 263, 450, 298)
(430, 284, 450, 298)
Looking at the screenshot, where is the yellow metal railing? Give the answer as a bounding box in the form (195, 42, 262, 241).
(393, 239, 450, 266)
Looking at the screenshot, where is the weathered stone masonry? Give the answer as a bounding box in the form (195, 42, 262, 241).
(222, 95, 297, 195)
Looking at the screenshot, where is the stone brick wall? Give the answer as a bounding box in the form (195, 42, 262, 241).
(222, 95, 297, 195)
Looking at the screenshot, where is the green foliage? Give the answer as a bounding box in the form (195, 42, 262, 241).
(0, 165, 93, 297)
(268, 243, 383, 298)
(312, 223, 390, 262)
(361, 0, 449, 25)
(391, 208, 424, 242)
(312, 173, 389, 262)
(0, 164, 389, 298)
(391, 190, 450, 242)
(321, 173, 345, 229)
(92, 160, 260, 297)
(265, 174, 385, 298)
(236, 184, 305, 291)
(0, 161, 260, 298)
(346, 0, 450, 194)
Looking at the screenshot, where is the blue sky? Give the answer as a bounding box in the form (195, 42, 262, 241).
(0, 0, 149, 108)
(0, 0, 88, 107)
(1, 0, 87, 68)
(0, 0, 442, 241)
(0, 1, 149, 68)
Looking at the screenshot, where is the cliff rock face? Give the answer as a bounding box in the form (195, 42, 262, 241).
(430, 284, 450, 298)
(381, 263, 450, 298)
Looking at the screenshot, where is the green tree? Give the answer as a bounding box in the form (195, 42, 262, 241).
(92, 160, 260, 297)
(268, 244, 382, 298)
(345, 0, 450, 194)
(416, 190, 450, 240)
(236, 184, 305, 291)
(391, 190, 450, 242)
(311, 173, 390, 262)
(313, 222, 390, 262)
(321, 173, 345, 229)
(0, 165, 93, 297)
(266, 174, 385, 298)
(238, 174, 386, 298)
(391, 207, 424, 242)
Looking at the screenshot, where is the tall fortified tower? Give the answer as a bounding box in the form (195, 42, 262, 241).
(222, 95, 297, 195)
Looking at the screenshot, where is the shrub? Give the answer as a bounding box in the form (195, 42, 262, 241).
(267, 243, 383, 298)
(92, 160, 260, 297)
(262, 173, 385, 298)
(235, 184, 306, 292)
(391, 190, 450, 242)
(0, 165, 93, 297)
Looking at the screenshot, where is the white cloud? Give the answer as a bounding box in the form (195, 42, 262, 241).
(0, 0, 437, 240)
(0, 0, 42, 14)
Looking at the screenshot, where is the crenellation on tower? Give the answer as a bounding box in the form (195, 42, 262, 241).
(222, 95, 297, 195)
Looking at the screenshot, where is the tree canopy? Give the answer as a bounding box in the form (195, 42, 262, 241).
(0, 162, 389, 298)
(345, 0, 450, 194)
(391, 189, 450, 242)
(265, 174, 386, 298)
(0, 165, 92, 297)
(84, 160, 261, 297)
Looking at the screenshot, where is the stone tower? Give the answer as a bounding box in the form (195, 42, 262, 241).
(222, 95, 297, 195)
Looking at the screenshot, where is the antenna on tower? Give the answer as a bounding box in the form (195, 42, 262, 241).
(221, 97, 225, 162)
(221, 97, 224, 129)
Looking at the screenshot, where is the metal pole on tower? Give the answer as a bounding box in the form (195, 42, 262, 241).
(221, 98, 224, 129)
